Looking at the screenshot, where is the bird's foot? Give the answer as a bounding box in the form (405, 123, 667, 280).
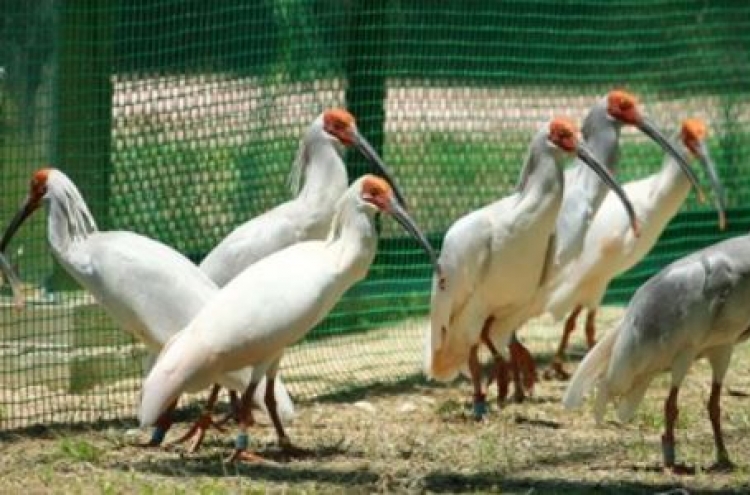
(542, 360, 571, 381)
(472, 393, 488, 420)
(225, 448, 275, 465)
(278, 436, 313, 457)
(168, 413, 226, 453)
(136, 426, 168, 448)
(706, 457, 735, 473)
(727, 388, 749, 397)
(509, 339, 537, 393)
(512, 387, 526, 404)
(662, 463, 696, 476)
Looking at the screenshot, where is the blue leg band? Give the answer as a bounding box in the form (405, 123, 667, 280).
(150, 426, 167, 445)
(473, 395, 488, 419)
(662, 435, 676, 466)
(235, 432, 249, 450)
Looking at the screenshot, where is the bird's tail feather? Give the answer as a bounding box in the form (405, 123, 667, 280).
(139, 331, 213, 427)
(563, 324, 618, 410)
(424, 270, 460, 380)
(615, 375, 651, 423)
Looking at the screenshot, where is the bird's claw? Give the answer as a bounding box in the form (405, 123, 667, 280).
(168, 413, 226, 453)
(136, 439, 164, 449)
(226, 449, 276, 465)
(543, 360, 571, 381)
(278, 436, 312, 457)
(706, 458, 735, 473)
(662, 463, 696, 476)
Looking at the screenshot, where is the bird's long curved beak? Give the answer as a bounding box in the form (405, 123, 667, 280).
(577, 143, 641, 238)
(1, 197, 39, 253)
(0, 251, 24, 309)
(352, 130, 408, 208)
(638, 117, 706, 203)
(387, 197, 441, 276)
(695, 141, 727, 230)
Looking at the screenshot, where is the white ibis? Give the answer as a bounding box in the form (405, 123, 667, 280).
(546, 118, 726, 377)
(189, 108, 407, 446)
(0, 250, 24, 309)
(563, 234, 750, 473)
(200, 108, 405, 287)
(139, 175, 439, 462)
(519, 90, 704, 381)
(554, 90, 701, 268)
(0, 168, 293, 450)
(424, 117, 638, 419)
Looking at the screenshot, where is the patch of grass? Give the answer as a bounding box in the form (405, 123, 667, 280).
(56, 437, 103, 464)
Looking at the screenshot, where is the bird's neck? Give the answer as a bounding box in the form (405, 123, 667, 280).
(296, 143, 349, 208)
(649, 151, 693, 210)
(567, 125, 621, 210)
(47, 190, 98, 258)
(326, 203, 378, 283)
(517, 146, 564, 206)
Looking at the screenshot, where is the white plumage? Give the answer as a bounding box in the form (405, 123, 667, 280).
(546, 118, 725, 374)
(425, 117, 637, 417)
(140, 175, 437, 462)
(0, 168, 293, 447)
(564, 234, 750, 472)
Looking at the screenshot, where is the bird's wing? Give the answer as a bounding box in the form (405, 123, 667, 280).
(199, 202, 303, 286)
(140, 326, 218, 426)
(142, 241, 341, 425)
(426, 210, 493, 378)
(604, 244, 744, 399)
(82, 232, 216, 347)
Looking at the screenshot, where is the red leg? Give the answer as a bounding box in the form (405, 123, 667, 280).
(707, 382, 735, 472)
(168, 385, 226, 453)
(480, 317, 509, 407)
(509, 334, 536, 394)
(139, 399, 177, 447)
(661, 386, 693, 474)
(584, 308, 597, 349)
(468, 343, 488, 420)
(227, 380, 269, 464)
(216, 389, 253, 427)
(545, 305, 582, 380)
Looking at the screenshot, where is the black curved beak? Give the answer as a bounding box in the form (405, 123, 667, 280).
(0, 250, 24, 309)
(695, 141, 727, 230)
(352, 129, 408, 208)
(387, 197, 441, 276)
(638, 117, 706, 203)
(576, 143, 640, 238)
(1, 197, 39, 253)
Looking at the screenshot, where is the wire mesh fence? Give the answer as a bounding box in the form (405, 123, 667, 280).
(1, 0, 749, 429)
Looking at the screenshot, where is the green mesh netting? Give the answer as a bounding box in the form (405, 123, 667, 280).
(1, 0, 749, 429)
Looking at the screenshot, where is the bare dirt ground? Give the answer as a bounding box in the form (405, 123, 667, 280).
(1, 308, 750, 494)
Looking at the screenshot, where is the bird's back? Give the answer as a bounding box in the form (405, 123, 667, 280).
(606, 236, 750, 398)
(71, 231, 217, 349)
(200, 199, 333, 287)
(192, 240, 350, 371)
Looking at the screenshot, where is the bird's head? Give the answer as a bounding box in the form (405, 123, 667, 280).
(318, 108, 407, 207)
(605, 90, 706, 203)
(547, 116, 579, 154)
(681, 118, 727, 230)
(356, 175, 440, 275)
(548, 116, 641, 238)
(1, 168, 54, 252)
(606, 90, 641, 127)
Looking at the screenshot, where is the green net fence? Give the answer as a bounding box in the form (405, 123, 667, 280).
(1, 0, 749, 429)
